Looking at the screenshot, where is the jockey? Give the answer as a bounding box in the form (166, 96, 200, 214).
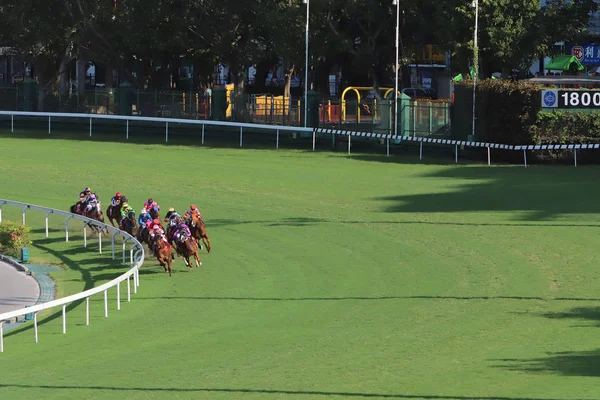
(83, 193, 98, 217)
(174, 221, 191, 243)
(164, 207, 180, 223)
(120, 202, 134, 219)
(183, 204, 202, 223)
(149, 222, 168, 256)
(148, 218, 162, 233)
(110, 192, 123, 207)
(144, 198, 160, 213)
(138, 208, 152, 229)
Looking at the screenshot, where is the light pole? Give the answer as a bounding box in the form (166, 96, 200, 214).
(471, 0, 479, 140)
(392, 0, 400, 142)
(302, 0, 310, 128)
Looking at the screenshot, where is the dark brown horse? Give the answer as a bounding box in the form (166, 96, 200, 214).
(175, 231, 202, 268)
(107, 196, 128, 227)
(71, 197, 106, 234)
(149, 233, 173, 277)
(120, 210, 138, 236)
(187, 213, 211, 252)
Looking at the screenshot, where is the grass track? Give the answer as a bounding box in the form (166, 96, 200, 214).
(1, 131, 600, 399)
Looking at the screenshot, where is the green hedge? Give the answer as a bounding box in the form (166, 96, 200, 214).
(453, 79, 541, 144)
(533, 111, 600, 144)
(0, 220, 32, 258)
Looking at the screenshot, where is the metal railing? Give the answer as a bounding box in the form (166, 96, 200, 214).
(0, 199, 145, 353)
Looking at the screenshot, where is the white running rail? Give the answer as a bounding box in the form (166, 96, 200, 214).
(0, 199, 145, 353)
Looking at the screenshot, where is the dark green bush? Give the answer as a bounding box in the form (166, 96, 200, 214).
(533, 111, 600, 144)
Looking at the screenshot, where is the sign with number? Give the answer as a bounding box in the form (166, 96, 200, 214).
(542, 90, 600, 109)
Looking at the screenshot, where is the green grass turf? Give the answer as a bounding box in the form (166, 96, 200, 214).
(1, 130, 600, 400)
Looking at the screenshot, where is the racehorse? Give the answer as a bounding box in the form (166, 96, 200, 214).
(120, 210, 138, 236)
(137, 224, 150, 245)
(107, 195, 128, 227)
(149, 234, 173, 277)
(70, 196, 106, 234)
(187, 213, 211, 252)
(174, 230, 202, 268)
(148, 206, 160, 221)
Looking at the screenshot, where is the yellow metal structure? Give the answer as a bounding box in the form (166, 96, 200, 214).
(254, 95, 292, 116)
(225, 84, 234, 118)
(340, 86, 393, 123)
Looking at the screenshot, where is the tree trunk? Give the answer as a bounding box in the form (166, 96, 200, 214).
(231, 64, 250, 122)
(58, 46, 72, 95)
(105, 64, 113, 89)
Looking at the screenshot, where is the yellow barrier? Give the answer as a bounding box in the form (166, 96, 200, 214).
(341, 86, 393, 123)
(254, 95, 292, 116)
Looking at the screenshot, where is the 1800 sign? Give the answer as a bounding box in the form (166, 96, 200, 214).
(542, 90, 600, 108)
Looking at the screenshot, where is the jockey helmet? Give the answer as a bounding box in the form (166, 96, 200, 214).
(116, 192, 121, 197)
(169, 207, 175, 212)
(141, 208, 147, 214)
(147, 198, 153, 204)
(191, 205, 197, 210)
(153, 219, 160, 224)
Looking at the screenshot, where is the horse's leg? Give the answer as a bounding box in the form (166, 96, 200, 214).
(194, 251, 202, 267)
(167, 255, 172, 277)
(202, 234, 211, 253)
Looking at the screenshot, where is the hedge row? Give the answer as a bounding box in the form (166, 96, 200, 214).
(452, 79, 600, 146)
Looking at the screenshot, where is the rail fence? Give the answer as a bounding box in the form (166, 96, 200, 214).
(0, 199, 145, 353)
(0, 110, 597, 166)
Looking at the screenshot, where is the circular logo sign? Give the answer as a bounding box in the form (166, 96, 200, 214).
(572, 46, 584, 61)
(543, 91, 557, 107)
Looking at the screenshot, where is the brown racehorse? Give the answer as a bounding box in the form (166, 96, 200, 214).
(120, 211, 138, 236)
(71, 197, 106, 234)
(187, 213, 211, 252)
(149, 233, 173, 277)
(137, 224, 150, 245)
(175, 233, 202, 268)
(107, 196, 128, 227)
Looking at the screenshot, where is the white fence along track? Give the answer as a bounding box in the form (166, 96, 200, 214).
(0, 199, 145, 353)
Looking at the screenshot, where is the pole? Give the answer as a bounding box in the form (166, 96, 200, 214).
(394, 0, 400, 139)
(304, 0, 310, 128)
(472, 0, 479, 140)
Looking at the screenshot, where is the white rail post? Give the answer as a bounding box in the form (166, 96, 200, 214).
(126, 119, 129, 139)
(276, 129, 280, 149)
(98, 230, 102, 254)
(312, 130, 316, 151)
(0, 321, 3, 352)
(11, 114, 13, 132)
(201, 124, 205, 144)
(523, 149, 527, 168)
(487, 146, 491, 166)
(89, 117, 92, 137)
(0, 204, 2, 223)
(130, 247, 134, 267)
(420, 141, 423, 160)
(239, 126, 243, 147)
(117, 281, 121, 311)
(22, 206, 27, 225)
(65, 216, 72, 242)
(48, 115, 51, 134)
(386, 136, 390, 157)
(127, 275, 131, 302)
(455, 145, 458, 163)
(86, 297, 90, 326)
(347, 134, 351, 154)
(45, 210, 52, 238)
(62, 304, 66, 334)
(34, 312, 38, 343)
(83, 223, 87, 248)
(134, 270, 138, 293)
(165, 121, 169, 143)
(111, 232, 118, 259)
(574, 149, 578, 167)
(122, 238, 128, 264)
(104, 290, 108, 317)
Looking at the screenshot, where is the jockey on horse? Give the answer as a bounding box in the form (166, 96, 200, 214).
(148, 219, 169, 258)
(164, 208, 181, 245)
(138, 208, 152, 230)
(110, 192, 124, 208)
(83, 193, 99, 217)
(76, 187, 92, 214)
(183, 205, 202, 225)
(144, 198, 160, 220)
(118, 202, 134, 230)
(173, 221, 192, 243)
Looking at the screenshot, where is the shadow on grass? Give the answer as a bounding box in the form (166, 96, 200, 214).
(206, 217, 600, 230)
(134, 295, 600, 302)
(372, 164, 600, 220)
(0, 383, 588, 400)
(494, 349, 600, 377)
